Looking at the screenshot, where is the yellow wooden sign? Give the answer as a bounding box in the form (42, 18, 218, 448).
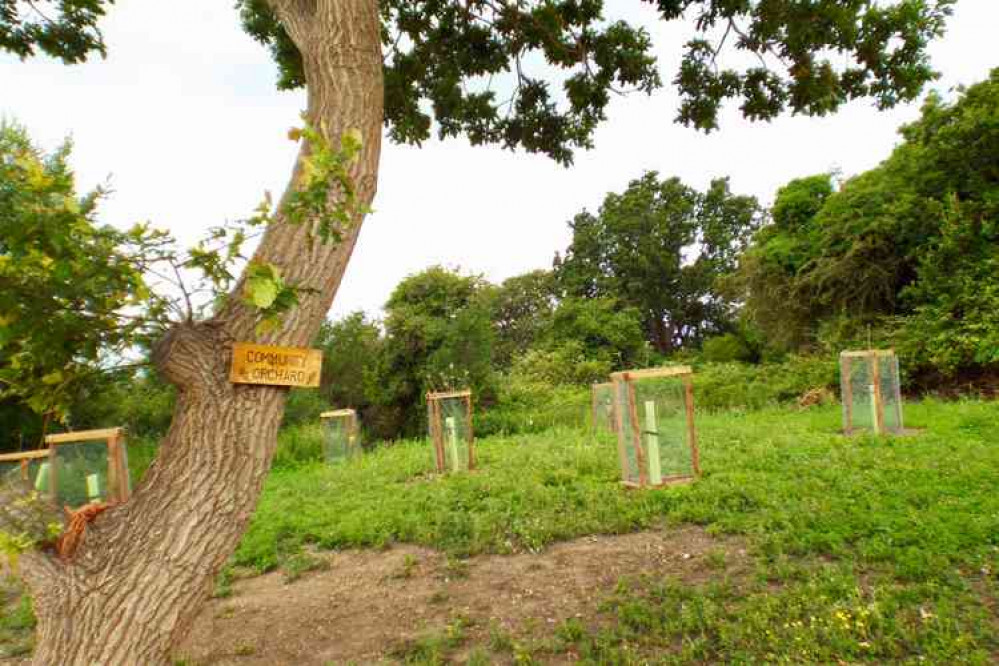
(230, 343, 322, 388)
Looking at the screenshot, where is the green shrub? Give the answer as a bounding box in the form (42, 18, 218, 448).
(282, 389, 330, 428)
(72, 375, 176, 440)
(477, 376, 589, 436)
(508, 343, 612, 387)
(692, 356, 838, 411)
(702, 334, 754, 363)
(273, 423, 325, 469)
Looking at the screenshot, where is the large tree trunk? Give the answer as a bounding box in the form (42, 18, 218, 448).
(19, 2, 383, 664)
(649, 315, 675, 355)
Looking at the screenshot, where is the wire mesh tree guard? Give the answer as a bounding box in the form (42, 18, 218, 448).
(610, 366, 700, 488)
(427, 390, 474, 473)
(591, 381, 618, 436)
(0, 449, 52, 494)
(839, 350, 904, 436)
(43, 428, 131, 507)
(319, 409, 361, 462)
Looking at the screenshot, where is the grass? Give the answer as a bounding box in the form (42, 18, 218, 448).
(4, 398, 999, 662)
(239, 399, 999, 572)
(231, 397, 999, 662)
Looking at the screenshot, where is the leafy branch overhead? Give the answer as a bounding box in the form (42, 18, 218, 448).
(3, 1, 956, 153)
(238, 0, 953, 162)
(0, 0, 112, 62)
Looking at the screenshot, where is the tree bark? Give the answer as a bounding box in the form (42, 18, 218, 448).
(649, 315, 675, 355)
(20, 1, 383, 664)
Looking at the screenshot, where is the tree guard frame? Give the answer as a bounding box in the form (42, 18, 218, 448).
(0, 449, 52, 494)
(426, 389, 475, 473)
(610, 366, 700, 488)
(44, 428, 131, 507)
(319, 408, 361, 462)
(839, 350, 904, 436)
(591, 381, 618, 435)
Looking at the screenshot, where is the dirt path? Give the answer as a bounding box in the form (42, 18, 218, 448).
(175, 526, 747, 665)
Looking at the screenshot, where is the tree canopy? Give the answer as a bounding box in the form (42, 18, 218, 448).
(234, 0, 954, 163)
(738, 68, 999, 374)
(377, 266, 495, 435)
(7, 2, 954, 163)
(0, 122, 161, 423)
(556, 172, 760, 352)
(487, 269, 558, 367)
(0, 0, 112, 62)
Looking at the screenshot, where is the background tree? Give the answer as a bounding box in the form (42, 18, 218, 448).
(873, 70, 999, 375)
(487, 270, 558, 368)
(734, 174, 835, 350)
(312, 312, 384, 431)
(2, 0, 956, 662)
(0, 122, 166, 448)
(510, 296, 648, 385)
(556, 172, 760, 352)
(738, 69, 999, 375)
(376, 266, 495, 437)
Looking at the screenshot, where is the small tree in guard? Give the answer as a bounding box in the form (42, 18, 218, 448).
(0, 449, 52, 495)
(320, 409, 361, 462)
(591, 382, 618, 435)
(44, 428, 131, 508)
(610, 366, 700, 488)
(427, 390, 474, 473)
(840, 350, 904, 435)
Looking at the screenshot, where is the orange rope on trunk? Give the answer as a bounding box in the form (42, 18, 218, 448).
(56, 503, 114, 561)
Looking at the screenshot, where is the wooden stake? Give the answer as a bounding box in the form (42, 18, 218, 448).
(107, 431, 120, 503)
(608, 391, 617, 433)
(427, 395, 444, 473)
(48, 448, 58, 504)
(892, 355, 904, 431)
(643, 400, 662, 485)
(625, 379, 647, 487)
(115, 430, 130, 502)
(870, 352, 884, 435)
(611, 379, 630, 483)
(591, 385, 598, 433)
(45, 428, 122, 444)
(0, 450, 50, 463)
(435, 399, 446, 472)
(466, 393, 475, 471)
(684, 376, 700, 477)
(841, 356, 854, 434)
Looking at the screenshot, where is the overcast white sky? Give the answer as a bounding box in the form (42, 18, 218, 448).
(1, 1, 996, 320)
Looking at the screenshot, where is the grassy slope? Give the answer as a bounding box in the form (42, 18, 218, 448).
(233, 399, 999, 663)
(3, 399, 998, 663)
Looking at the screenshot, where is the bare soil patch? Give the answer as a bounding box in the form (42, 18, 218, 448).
(175, 525, 748, 665)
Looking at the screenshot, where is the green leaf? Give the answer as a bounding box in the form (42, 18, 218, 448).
(41, 371, 63, 385)
(247, 277, 279, 309)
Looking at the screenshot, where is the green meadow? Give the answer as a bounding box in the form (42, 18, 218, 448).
(219, 398, 999, 663)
